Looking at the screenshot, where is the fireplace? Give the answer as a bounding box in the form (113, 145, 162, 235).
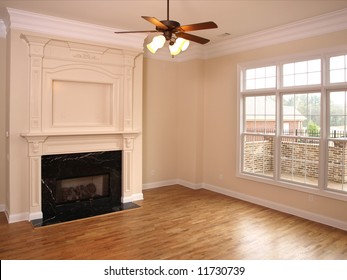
(37, 151, 131, 226)
(55, 174, 110, 204)
(15, 34, 143, 225)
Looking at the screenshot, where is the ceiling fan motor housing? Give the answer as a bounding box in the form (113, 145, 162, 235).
(157, 20, 180, 41)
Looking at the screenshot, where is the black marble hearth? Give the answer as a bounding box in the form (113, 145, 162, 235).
(32, 150, 139, 227)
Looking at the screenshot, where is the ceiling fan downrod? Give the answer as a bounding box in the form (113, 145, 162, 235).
(167, 0, 170, 21)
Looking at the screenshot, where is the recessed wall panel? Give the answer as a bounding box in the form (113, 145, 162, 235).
(52, 80, 112, 127)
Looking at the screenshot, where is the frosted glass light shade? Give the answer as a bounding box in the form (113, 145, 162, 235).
(169, 38, 190, 56)
(147, 35, 166, 54)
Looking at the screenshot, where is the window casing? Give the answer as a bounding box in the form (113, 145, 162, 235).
(238, 52, 347, 200)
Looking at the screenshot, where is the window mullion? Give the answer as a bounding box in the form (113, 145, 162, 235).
(274, 91, 281, 182)
(319, 88, 327, 191)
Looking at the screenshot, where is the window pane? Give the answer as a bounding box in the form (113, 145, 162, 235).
(246, 68, 255, 79)
(327, 140, 347, 192)
(282, 93, 320, 137)
(244, 65, 276, 90)
(330, 69, 345, 83)
(308, 59, 321, 72)
(243, 135, 274, 177)
(245, 95, 276, 133)
(283, 63, 294, 75)
(256, 67, 266, 78)
(282, 59, 321, 87)
(330, 55, 344, 70)
(329, 55, 347, 84)
(280, 137, 319, 186)
(329, 91, 347, 138)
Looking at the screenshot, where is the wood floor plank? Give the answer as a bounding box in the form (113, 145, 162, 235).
(0, 185, 347, 259)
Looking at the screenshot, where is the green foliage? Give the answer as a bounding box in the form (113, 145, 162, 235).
(307, 120, 320, 137)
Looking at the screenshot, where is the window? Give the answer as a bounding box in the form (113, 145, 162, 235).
(243, 95, 275, 178)
(244, 65, 276, 90)
(327, 91, 347, 192)
(280, 92, 321, 186)
(239, 52, 347, 199)
(282, 59, 321, 87)
(329, 55, 347, 84)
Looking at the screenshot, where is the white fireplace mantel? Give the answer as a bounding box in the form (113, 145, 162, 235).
(20, 34, 143, 221)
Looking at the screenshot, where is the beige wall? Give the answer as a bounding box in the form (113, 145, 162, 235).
(143, 29, 347, 225)
(0, 36, 6, 208)
(176, 60, 205, 184)
(143, 58, 205, 185)
(143, 59, 178, 183)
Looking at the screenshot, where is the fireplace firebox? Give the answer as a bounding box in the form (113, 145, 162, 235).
(39, 150, 124, 226)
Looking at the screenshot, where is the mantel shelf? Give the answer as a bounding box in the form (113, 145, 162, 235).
(21, 130, 141, 139)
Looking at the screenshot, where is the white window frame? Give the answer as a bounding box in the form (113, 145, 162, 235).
(237, 49, 347, 202)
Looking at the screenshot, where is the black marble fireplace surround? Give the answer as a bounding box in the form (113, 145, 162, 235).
(33, 150, 138, 227)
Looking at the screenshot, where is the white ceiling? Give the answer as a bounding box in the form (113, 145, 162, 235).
(1, 0, 347, 45)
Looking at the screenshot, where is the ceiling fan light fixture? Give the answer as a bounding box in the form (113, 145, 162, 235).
(147, 35, 166, 53)
(169, 38, 190, 56)
(178, 38, 190, 52)
(115, 0, 218, 57)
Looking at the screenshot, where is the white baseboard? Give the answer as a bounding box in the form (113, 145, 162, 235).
(176, 179, 203, 190)
(122, 192, 144, 203)
(7, 212, 30, 224)
(143, 180, 347, 232)
(142, 179, 179, 190)
(202, 183, 347, 232)
(142, 179, 203, 190)
(29, 211, 43, 221)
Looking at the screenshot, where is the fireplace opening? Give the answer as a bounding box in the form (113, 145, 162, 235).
(36, 150, 138, 227)
(56, 174, 110, 205)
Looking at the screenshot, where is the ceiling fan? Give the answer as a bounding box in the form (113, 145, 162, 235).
(114, 0, 218, 56)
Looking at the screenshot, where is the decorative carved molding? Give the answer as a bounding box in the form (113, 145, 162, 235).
(19, 32, 143, 220)
(7, 8, 146, 51)
(21, 131, 140, 218)
(72, 52, 99, 61)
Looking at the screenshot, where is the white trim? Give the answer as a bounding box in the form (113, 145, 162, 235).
(7, 212, 30, 224)
(122, 192, 144, 203)
(29, 211, 42, 221)
(204, 8, 347, 59)
(0, 19, 6, 38)
(3, 7, 347, 60)
(142, 179, 179, 190)
(202, 183, 347, 232)
(6, 8, 146, 50)
(176, 179, 203, 190)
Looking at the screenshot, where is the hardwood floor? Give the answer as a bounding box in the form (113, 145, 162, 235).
(1, 185, 347, 259)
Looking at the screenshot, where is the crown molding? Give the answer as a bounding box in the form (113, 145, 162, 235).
(0, 19, 6, 38)
(204, 8, 347, 59)
(3, 7, 347, 60)
(5, 8, 146, 50)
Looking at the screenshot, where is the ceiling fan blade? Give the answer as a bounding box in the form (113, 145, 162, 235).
(176, 32, 210, 44)
(179, 21, 218, 32)
(114, 30, 158, 34)
(142, 16, 168, 30)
